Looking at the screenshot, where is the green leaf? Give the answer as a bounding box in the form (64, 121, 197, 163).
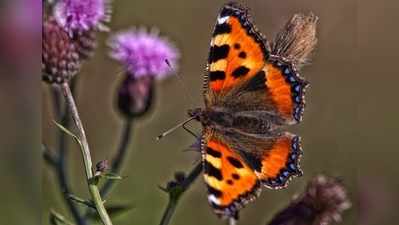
(100, 172, 124, 180)
(67, 193, 96, 209)
(87, 203, 134, 222)
(49, 209, 75, 225)
(53, 120, 83, 149)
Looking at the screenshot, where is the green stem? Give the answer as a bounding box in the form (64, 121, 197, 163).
(159, 162, 202, 225)
(159, 198, 178, 225)
(52, 86, 87, 225)
(61, 82, 113, 225)
(100, 120, 133, 198)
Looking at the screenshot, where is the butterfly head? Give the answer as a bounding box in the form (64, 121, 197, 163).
(187, 107, 203, 121)
(188, 107, 215, 127)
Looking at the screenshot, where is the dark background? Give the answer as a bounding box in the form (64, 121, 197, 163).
(1, 0, 399, 224)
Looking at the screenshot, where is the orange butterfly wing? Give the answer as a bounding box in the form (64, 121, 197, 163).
(202, 130, 303, 217)
(205, 3, 270, 96)
(263, 57, 309, 123)
(249, 132, 303, 189)
(202, 130, 261, 218)
(205, 3, 308, 124)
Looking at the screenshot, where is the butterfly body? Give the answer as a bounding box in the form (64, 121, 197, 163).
(189, 107, 274, 136)
(186, 2, 317, 219)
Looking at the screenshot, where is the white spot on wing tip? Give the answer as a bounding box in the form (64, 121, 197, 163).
(208, 194, 221, 205)
(217, 16, 229, 24)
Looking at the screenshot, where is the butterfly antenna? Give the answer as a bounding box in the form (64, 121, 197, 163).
(156, 116, 196, 141)
(165, 59, 195, 105)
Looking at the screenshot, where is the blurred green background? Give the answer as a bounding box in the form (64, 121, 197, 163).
(39, 0, 399, 225)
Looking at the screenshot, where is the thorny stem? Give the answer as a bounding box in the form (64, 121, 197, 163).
(52, 86, 87, 225)
(61, 82, 113, 225)
(159, 162, 203, 225)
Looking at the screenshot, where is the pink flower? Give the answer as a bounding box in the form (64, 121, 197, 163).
(109, 28, 179, 79)
(54, 0, 111, 33)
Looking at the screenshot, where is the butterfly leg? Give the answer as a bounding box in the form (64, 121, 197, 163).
(182, 121, 198, 138)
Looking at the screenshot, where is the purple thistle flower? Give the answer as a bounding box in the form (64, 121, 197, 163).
(54, 0, 111, 33)
(109, 27, 179, 80)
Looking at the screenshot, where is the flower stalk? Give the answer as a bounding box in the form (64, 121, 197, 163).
(51, 80, 88, 225)
(100, 119, 134, 198)
(61, 82, 113, 225)
(159, 162, 203, 225)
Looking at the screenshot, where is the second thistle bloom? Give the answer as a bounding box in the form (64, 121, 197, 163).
(109, 28, 179, 79)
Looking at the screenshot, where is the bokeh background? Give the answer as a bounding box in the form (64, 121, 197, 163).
(40, 0, 397, 225)
(2, 0, 399, 224)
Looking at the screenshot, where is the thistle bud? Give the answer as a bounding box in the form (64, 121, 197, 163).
(42, 17, 80, 84)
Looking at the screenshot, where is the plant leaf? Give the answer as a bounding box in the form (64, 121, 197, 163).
(67, 193, 96, 209)
(100, 172, 124, 180)
(50, 209, 75, 225)
(53, 120, 83, 148)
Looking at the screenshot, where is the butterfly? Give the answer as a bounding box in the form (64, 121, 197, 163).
(186, 2, 317, 219)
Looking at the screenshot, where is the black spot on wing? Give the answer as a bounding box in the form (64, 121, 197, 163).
(207, 147, 222, 158)
(232, 66, 250, 78)
(204, 160, 223, 180)
(213, 23, 232, 36)
(207, 185, 223, 197)
(234, 43, 241, 49)
(232, 173, 240, 180)
(238, 51, 247, 58)
(209, 44, 230, 63)
(243, 70, 266, 92)
(209, 71, 226, 81)
(226, 156, 244, 168)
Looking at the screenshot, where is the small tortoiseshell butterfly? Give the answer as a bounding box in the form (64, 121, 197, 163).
(185, 2, 317, 218)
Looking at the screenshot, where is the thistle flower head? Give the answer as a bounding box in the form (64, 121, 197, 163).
(54, 0, 111, 33)
(305, 175, 351, 225)
(109, 27, 179, 79)
(267, 175, 351, 225)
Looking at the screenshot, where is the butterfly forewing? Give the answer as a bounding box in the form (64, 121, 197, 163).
(205, 3, 271, 101)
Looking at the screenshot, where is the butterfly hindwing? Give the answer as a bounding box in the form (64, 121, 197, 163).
(202, 130, 261, 218)
(264, 56, 308, 123)
(220, 131, 303, 189)
(205, 3, 271, 99)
